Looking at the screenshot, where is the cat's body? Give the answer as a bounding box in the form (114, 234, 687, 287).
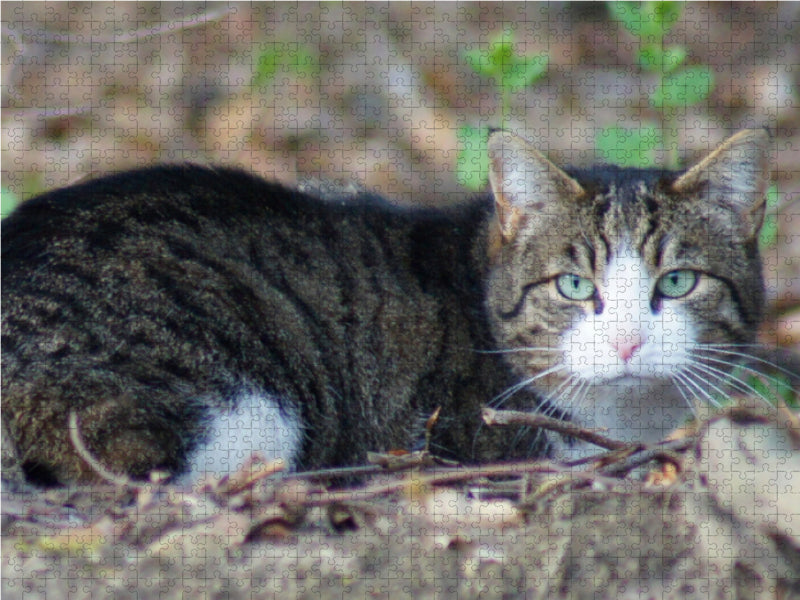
(2, 130, 774, 485)
(2, 165, 544, 485)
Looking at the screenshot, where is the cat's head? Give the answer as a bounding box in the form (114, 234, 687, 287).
(485, 129, 771, 434)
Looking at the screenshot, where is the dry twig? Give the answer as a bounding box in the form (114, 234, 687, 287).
(482, 407, 632, 451)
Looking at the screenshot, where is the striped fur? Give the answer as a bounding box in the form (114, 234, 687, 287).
(486, 129, 771, 456)
(2, 166, 537, 484)
(2, 129, 774, 483)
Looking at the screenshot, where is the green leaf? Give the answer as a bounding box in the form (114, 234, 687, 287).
(456, 126, 490, 190)
(637, 44, 663, 71)
(463, 48, 497, 77)
(608, 2, 644, 36)
(596, 125, 662, 167)
(736, 370, 796, 407)
(291, 46, 319, 78)
(1, 186, 19, 219)
(759, 185, 779, 250)
(660, 46, 687, 73)
(488, 34, 515, 68)
(253, 42, 318, 87)
(608, 1, 682, 43)
(254, 44, 282, 86)
(651, 2, 682, 35)
(503, 53, 549, 92)
(650, 65, 714, 108)
(638, 44, 686, 73)
(748, 374, 781, 405)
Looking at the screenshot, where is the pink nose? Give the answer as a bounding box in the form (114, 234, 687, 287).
(611, 334, 642, 362)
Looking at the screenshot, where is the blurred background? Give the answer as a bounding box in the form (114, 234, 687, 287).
(2, 2, 798, 353)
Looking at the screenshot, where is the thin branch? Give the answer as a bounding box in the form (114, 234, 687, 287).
(597, 438, 694, 476)
(1, 6, 232, 45)
(301, 460, 565, 507)
(482, 407, 632, 451)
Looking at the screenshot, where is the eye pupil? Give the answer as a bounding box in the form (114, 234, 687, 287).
(657, 269, 697, 299)
(556, 273, 595, 301)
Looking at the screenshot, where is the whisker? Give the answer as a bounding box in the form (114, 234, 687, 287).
(685, 361, 754, 397)
(669, 374, 697, 415)
(674, 367, 720, 408)
(690, 346, 799, 383)
(475, 367, 572, 459)
(696, 343, 763, 348)
(489, 364, 568, 408)
(544, 373, 578, 404)
(563, 378, 592, 422)
(671, 371, 706, 409)
(540, 374, 583, 419)
(688, 359, 777, 407)
(683, 363, 744, 401)
(473, 346, 561, 355)
(689, 352, 793, 397)
(490, 378, 534, 409)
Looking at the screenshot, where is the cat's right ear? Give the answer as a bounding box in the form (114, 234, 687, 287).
(487, 131, 584, 259)
(671, 128, 771, 238)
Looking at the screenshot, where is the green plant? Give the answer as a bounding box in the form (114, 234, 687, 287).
(712, 367, 798, 410)
(1, 186, 20, 219)
(598, 1, 714, 168)
(759, 184, 780, 251)
(457, 31, 549, 190)
(252, 42, 319, 88)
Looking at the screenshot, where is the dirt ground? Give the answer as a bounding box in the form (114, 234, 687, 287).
(3, 406, 800, 599)
(2, 3, 800, 598)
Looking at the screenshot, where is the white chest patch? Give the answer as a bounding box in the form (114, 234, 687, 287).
(184, 388, 302, 482)
(554, 245, 698, 458)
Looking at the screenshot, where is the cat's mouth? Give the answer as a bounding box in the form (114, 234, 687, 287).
(600, 374, 665, 386)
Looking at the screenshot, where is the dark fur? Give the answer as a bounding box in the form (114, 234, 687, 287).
(2, 165, 538, 484)
(3, 129, 785, 486)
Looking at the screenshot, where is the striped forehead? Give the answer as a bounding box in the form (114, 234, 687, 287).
(588, 180, 659, 253)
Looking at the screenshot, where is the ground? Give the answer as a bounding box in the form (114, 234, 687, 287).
(3, 406, 800, 598)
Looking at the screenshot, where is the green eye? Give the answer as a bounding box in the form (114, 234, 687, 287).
(656, 269, 698, 299)
(556, 273, 596, 301)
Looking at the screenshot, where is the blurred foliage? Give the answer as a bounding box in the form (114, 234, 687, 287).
(759, 184, 780, 251)
(457, 31, 549, 190)
(252, 42, 319, 88)
(2, 186, 20, 219)
(600, 1, 714, 169)
(595, 125, 663, 169)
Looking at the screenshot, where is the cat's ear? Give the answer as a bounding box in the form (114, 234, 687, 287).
(487, 131, 583, 255)
(672, 128, 771, 237)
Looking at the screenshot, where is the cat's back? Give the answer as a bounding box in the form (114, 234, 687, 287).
(2, 165, 361, 253)
(1, 164, 415, 319)
(1, 163, 472, 381)
(1, 165, 514, 484)
(2, 164, 482, 273)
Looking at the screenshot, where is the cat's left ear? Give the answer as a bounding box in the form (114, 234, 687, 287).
(487, 130, 584, 257)
(672, 128, 771, 238)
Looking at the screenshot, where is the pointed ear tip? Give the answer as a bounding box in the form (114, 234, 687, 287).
(734, 127, 771, 148)
(487, 131, 530, 157)
(487, 129, 516, 145)
(486, 129, 501, 146)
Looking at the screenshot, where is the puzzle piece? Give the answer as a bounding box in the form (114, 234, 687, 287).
(1, 4, 799, 598)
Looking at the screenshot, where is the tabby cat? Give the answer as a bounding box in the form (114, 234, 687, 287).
(1, 129, 774, 486)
